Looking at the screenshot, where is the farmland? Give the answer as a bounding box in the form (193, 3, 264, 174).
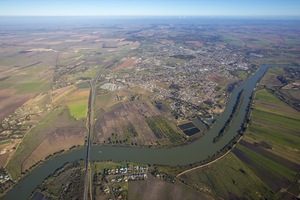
(66, 88, 90, 119)
(1, 17, 300, 199)
(179, 153, 273, 199)
(112, 57, 137, 72)
(6, 106, 86, 180)
(232, 87, 300, 195)
(93, 98, 184, 146)
(128, 172, 209, 200)
(177, 67, 300, 199)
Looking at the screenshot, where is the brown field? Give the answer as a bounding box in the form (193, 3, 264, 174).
(0, 153, 9, 168)
(206, 75, 229, 85)
(154, 81, 169, 89)
(94, 101, 175, 146)
(128, 174, 209, 200)
(51, 85, 76, 103)
(0, 89, 34, 121)
(112, 58, 137, 72)
(255, 100, 300, 117)
(67, 89, 90, 102)
(185, 41, 203, 47)
(22, 126, 85, 171)
(232, 147, 292, 192)
(6, 107, 86, 179)
(0, 139, 21, 168)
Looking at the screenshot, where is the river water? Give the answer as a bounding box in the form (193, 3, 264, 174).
(2, 65, 273, 199)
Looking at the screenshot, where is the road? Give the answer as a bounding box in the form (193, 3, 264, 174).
(83, 74, 100, 200)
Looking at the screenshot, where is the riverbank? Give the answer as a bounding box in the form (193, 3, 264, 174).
(1, 65, 292, 200)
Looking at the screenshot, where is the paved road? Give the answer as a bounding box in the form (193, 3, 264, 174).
(83, 69, 102, 200)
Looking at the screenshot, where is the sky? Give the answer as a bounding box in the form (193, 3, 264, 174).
(0, 0, 300, 17)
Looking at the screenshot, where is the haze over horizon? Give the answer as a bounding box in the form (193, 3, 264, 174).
(1, 0, 300, 17)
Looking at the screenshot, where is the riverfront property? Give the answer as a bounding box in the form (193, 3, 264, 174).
(1, 17, 300, 199)
(3, 64, 296, 200)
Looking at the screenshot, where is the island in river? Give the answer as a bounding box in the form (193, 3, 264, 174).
(0, 17, 300, 200)
(3, 64, 299, 200)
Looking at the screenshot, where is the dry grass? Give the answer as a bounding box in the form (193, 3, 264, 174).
(51, 85, 76, 103)
(128, 174, 209, 200)
(94, 101, 175, 146)
(112, 58, 137, 72)
(22, 127, 85, 171)
(0, 89, 34, 121)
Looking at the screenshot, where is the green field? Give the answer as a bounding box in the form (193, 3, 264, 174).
(233, 88, 300, 194)
(6, 106, 83, 180)
(236, 144, 297, 181)
(0, 140, 11, 146)
(146, 116, 183, 143)
(6, 108, 62, 179)
(250, 90, 300, 149)
(68, 102, 88, 119)
(0, 65, 51, 94)
(180, 152, 273, 199)
(181, 70, 300, 198)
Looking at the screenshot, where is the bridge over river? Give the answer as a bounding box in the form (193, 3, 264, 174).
(2, 65, 287, 200)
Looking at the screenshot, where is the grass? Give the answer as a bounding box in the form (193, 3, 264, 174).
(253, 109, 300, 133)
(249, 90, 300, 150)
(146, 116, 183, 143)
(0, 140, 11, 146)
(123, 123, 138, 137)
(182, 72, 300, 198)
(6, 106, 82, 180)
(16, 82, 50, 94)
(181, 152, 273, 199)
(67, 89, 89, 119)
(248, 124, 299, 150)
(68, 102, 88, 119)
(67, 94, 89, 102)
(236, 145, 297, 182)
(0, 64, 52, 94)
(6, 108, 62, 179)
(234, 87, 300, 193)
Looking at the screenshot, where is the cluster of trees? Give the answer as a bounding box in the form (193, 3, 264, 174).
(213, 90, 244, 143)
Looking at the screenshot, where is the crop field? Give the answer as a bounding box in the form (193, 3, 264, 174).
(112, 57, 137, 72)
(146, 116, 184, 143)
(6, 106, 86, 180)
(259, 68, 283, 87)
(66, 89, 89, 120)
(93, 100, 183, 146)
(0, 63, 53, 94)
(180, 152, 273, 199)
(233, 145, 296, 191)
(179, 74, 300, 199)
(0, 139, 20, 168)
(0, 89, 34, 121)
(232, 89, 300, 195)
(51, 85, 76, 103)
(248, 89, 300, 150)
(0, 57, 53, 122)
(129, 173, 208, 200)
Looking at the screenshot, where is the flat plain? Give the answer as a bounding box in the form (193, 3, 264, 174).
(0, 18, 300, 199)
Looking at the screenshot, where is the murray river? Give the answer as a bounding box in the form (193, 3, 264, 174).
(2, 65, 280, 199)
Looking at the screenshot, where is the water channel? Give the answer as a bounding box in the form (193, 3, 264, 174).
(2, 65, 278, 199)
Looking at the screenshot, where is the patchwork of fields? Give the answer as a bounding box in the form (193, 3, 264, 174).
(66, 89, 90, 119)
(180, 88, 300, 199)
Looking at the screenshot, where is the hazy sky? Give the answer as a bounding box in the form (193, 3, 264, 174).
(1, 0, 300, 17)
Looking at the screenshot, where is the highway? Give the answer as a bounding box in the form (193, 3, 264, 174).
(83, 72, 101, 200)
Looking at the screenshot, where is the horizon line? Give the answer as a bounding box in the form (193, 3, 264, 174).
(1, 15, 300, 18)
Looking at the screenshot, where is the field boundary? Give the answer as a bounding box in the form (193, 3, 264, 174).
(176, 135, 244, 177)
